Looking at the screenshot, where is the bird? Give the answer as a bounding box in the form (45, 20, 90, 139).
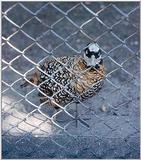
(21, 43, 105, 110)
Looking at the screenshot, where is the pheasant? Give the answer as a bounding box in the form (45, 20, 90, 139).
(21, 43, 105, 110)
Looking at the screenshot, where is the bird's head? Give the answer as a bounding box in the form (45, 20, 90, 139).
(84, 43, 102, 69)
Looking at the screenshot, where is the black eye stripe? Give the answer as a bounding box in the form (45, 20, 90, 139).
(85, 48, 101, 58)
(85, 48, 92, 58)
(94, 54, 100, 58)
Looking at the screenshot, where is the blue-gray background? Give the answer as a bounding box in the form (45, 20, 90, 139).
(2, 2, 140, 159)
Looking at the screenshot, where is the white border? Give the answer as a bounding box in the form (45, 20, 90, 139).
(1, 1, 140, 160)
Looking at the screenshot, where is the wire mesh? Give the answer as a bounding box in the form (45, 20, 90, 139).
(2, 1, 140, 159)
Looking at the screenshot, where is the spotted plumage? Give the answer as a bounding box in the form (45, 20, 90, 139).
(21, 43, 105, 109)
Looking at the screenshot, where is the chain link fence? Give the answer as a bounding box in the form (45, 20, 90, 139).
(2, 1, 140, 159)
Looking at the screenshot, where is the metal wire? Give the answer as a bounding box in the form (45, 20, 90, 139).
(2, 2, 140, 158)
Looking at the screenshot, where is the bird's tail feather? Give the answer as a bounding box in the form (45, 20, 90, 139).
(20, 71, 40, 88)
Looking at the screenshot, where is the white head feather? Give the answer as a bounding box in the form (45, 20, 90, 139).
(88, 43, 100, 52)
